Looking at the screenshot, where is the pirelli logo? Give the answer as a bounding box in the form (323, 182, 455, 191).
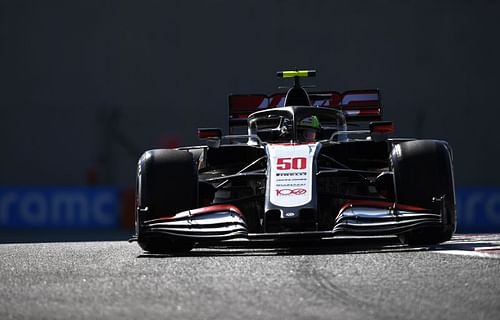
(276, 172, 307, 176)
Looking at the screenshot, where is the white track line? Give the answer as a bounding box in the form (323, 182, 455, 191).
(436, 249, 500, 259)
(433, 235, 500, 259)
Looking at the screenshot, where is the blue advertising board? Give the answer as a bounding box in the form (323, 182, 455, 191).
(456, 187, 500, 233)
(0, 187, 119, 228)
(0, 186, 498, 232)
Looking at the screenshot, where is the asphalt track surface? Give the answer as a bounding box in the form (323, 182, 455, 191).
(1, 234, 500, 320)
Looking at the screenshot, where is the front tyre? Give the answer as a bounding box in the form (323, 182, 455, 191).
(135, 149, 198, 254)
(391, 140, 456, 245)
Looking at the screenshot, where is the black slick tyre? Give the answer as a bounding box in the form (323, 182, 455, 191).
(391, 140, 456, 245)
(135, 149, 198, 253)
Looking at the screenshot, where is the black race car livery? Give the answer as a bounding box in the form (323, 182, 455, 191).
(130, 70, 456, 253)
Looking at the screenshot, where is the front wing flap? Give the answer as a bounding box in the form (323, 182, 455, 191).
(332, 200, 443, 236)
(134, 199, 448, 243)
(138, 204, 248, 241)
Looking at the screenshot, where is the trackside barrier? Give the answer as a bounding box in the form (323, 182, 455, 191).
(0, 186, 498, 232)
(456, 187, 500, 233)
(117, 187, 500, 233)
(0, 187, 119, 228)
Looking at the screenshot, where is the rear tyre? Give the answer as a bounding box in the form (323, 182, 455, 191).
(135, 149, 198, 253)
(391, 140, 456, 245)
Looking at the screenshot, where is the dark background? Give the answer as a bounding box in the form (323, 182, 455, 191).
(1, 0, 499, 189)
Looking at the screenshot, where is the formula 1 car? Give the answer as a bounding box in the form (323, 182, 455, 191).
(130, 70, 456, 253)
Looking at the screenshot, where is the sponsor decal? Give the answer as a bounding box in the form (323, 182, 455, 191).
(456, 187, 500, 232)
(276, 188, 307, 197)
(0, 187, 119, 228)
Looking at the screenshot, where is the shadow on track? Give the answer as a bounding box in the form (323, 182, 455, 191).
(0, 229, 132, 244)
(136, 236, 429, 258)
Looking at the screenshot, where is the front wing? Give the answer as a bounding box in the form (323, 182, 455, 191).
(131, 199, 448, 243)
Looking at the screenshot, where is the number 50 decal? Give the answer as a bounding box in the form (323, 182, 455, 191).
(276, 157, 307, 170)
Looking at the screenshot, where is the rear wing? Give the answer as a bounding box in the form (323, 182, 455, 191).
(228, 89, 381, 130)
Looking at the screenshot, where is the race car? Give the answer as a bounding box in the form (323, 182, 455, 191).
(130, 70, 456, 253)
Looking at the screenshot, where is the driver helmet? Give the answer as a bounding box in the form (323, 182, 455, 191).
(297, 115, 320, 142)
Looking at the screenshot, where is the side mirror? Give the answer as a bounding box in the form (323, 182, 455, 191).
(198, 128, 222, 139)
(369, 121, 394, 142)
(197, 128, 222, 148)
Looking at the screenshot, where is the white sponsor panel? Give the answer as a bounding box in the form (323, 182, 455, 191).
(267, 144, 318, 207)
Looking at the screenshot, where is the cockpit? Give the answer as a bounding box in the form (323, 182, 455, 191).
(247, 106, 347, 144)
